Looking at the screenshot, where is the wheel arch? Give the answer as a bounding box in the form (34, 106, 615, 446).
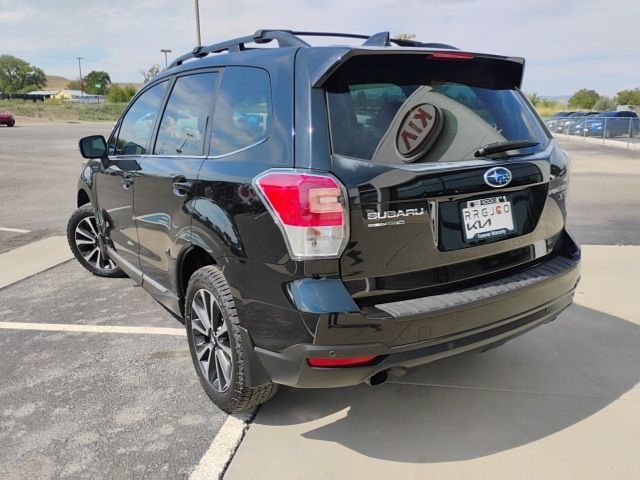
(178, 245, 217, 314)
(77, 189, 90, 207)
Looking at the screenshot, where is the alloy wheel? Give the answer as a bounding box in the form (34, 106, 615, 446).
(190, 289, 233, 393)
(74, 216, 116, 270)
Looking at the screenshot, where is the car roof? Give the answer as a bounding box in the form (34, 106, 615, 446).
(155, 29, 526, 88)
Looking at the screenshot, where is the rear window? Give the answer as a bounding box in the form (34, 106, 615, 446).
(326, 55, 549, 163)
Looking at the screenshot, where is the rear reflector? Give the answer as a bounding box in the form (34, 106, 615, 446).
(307, 355, 376, 368)
(428, 51, 475, 61)
(253, 169, 349, 260)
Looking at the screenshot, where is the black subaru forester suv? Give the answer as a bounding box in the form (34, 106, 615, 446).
(68, 30, 580, 413)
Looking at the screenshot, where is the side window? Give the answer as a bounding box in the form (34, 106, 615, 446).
(115, 81, 168, 155)
(154, 72, 218, 156)
(210, 67, 271, 156)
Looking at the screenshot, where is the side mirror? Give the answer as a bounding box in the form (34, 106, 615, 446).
(79, 135, 107, 159)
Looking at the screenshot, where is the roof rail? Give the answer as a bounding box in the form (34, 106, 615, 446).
(168, 29, 458, 68)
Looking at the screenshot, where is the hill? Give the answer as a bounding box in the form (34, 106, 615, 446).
(46, 75, 72, 91)
(45, 75, 141, 92)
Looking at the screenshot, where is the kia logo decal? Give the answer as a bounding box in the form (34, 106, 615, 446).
(395, 103, 443, 162)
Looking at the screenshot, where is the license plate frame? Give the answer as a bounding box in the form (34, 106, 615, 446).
(461, 195, 515, 242)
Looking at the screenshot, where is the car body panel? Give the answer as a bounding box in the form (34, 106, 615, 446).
(94, 156, 142, 270)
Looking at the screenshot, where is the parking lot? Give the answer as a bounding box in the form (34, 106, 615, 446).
(1, 122, 639, 479)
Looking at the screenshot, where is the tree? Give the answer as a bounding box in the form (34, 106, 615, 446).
(66, 79, 83, 90)
(615, 88, 640, 106)
(0, 55, 47, 93)
(83, 71, 112, 95)
(526, 92, 540, 106)
(17, 84, 42, 94)
(139, 65, 160, 83)
(593, 96, 617, 112)
(568, 89, 600, 109)
(106, 84, 137, 103)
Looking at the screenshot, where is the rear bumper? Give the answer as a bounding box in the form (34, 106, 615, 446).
(254, 233, 581, 388)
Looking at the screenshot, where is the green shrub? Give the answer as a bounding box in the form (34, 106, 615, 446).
(106, 85, 136, 103)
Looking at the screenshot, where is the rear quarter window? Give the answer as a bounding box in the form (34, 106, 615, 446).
(209, 67, 271, 156)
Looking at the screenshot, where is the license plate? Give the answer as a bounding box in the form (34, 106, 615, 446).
(461, 195, 515, 241)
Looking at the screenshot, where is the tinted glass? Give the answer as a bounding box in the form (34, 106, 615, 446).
(115, 81, 167, 155)
(210, 67, 271, 156)
(154, 72, 217, 156)
(327, 63, 549, 163)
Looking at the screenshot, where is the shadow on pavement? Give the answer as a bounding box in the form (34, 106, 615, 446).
(254, 304, 640, 463)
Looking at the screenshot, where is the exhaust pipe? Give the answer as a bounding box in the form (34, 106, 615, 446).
(366, 369, 388, 386)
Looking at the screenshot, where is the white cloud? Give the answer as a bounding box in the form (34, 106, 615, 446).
(0, 0, 35, 22)
(1, 0, 638, 95)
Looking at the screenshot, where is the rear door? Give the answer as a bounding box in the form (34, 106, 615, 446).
(96, 80, 168, 274)
(134, 70, 218, 306)
(323, 53, 565, 304)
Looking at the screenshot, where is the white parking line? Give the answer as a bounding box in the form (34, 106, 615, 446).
(0, 321, 186, 336)
(190, 413, 253, 480)
(0, 227, 31, 233)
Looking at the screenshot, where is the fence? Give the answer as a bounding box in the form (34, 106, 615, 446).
(0, 99, 126, 123)
(545, 115, 640, 149)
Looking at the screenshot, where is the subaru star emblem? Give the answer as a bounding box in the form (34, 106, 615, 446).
(484, 167, 512, 188)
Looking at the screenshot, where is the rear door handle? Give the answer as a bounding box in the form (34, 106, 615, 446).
(172, 175, 192, 196)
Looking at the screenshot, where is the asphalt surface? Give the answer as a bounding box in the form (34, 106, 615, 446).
(564, 139, 640, 245)
(0, 261, 228, 479)
(0, 122, 638, 479)
(0, 122, 112, 253)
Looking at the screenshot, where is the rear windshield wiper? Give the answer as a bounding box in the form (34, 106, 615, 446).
(474, 140, 540, 158)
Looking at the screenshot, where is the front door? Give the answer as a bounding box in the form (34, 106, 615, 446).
(95, 80, 169, 275)
(134, 71, 218, 305)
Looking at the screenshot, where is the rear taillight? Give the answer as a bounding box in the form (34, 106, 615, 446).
(253, 169, 349, 260)
(307, 355, 376, 368)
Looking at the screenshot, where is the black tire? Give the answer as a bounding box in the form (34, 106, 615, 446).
(8, 122, 15, 127)
(66, 204, 126, 278)
(185, 265, 278, 413)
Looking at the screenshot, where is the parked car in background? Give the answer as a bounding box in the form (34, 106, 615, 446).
(552, 111, 595, 134)
(544, 111, 578, 132)
(565, 112, 601, 135)
(583, 111, 640, 138)
(0, 111, 15, 127)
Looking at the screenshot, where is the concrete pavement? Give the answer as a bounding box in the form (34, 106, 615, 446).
(0, 236, 72, 289)
(225, 244, 640, 479)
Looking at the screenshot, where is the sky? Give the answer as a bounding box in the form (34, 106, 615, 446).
(0, 0, 638, 96)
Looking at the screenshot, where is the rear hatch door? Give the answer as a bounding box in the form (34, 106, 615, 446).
(323, 52, 565, 305)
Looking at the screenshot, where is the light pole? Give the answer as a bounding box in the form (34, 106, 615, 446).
(194, 0, 202, 46)
(76, 57, 84, 95)
(161, 49, 172, 68)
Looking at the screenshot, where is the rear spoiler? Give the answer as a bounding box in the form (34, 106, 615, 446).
(310, 49, 526, 89)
